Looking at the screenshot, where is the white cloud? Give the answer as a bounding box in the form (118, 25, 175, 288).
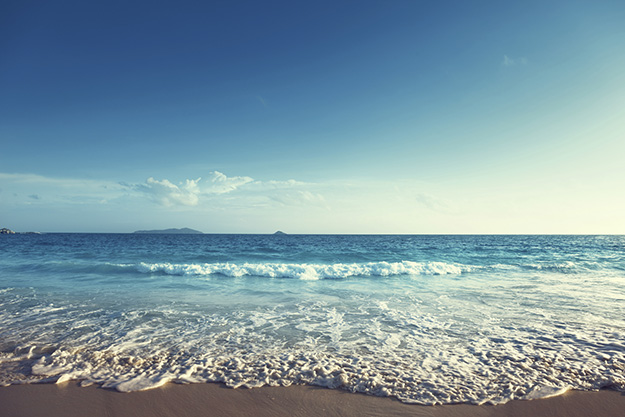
(205, 171, 254, 194)
(129, 171, 318, 208)
(262, 179, 306, 188)
(134, 177, 201, 206)
(131, 171, 255, 206)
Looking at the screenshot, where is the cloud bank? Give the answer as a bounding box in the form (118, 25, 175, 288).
(2, 170, 480, 233)
(1, 171, 327, 211)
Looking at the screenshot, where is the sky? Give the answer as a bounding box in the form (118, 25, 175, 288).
(1, 0, 624, 233)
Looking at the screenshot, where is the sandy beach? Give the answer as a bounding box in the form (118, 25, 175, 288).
(0, 383, 623, 417)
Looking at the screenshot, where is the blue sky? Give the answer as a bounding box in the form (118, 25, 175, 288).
(1, 0, 624, 233)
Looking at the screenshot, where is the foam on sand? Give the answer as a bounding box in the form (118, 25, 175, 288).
(1, 297, 623, 404)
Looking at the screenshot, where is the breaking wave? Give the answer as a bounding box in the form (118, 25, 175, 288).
(131, 260, 605, 279)
(134, 261, 476, 279)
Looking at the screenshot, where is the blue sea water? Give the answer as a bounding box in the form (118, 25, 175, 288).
(0, 234, 624, 404)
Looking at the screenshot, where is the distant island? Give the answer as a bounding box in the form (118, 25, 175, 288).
(133, 228, 203, 234)
(0, 228, 42, 234)
(273, 230, 287, 235)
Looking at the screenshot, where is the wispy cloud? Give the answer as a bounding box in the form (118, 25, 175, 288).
(502, 55, 528, 67)
(268, 190, 328, 208)
(205, 171, 254, 194)
(0, 173, 126, 205)
(0, 173, 109, 188)
(414, 192, 457, 214)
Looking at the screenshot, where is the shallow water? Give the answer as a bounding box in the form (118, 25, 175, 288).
(1, 234, 624, 404)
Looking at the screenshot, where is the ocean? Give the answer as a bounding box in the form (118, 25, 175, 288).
(0, 234, 623, 405)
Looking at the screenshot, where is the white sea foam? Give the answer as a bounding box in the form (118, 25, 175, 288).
(2, 235, 625, 404)
(135, 261, 476, 279)
(119, 259, 605, 279)
(1, 297, 623, 404)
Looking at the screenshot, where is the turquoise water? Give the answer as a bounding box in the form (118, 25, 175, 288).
(1, 234, 624, 404)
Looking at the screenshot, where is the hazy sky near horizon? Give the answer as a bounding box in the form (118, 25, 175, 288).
(1, 0, 624, 233)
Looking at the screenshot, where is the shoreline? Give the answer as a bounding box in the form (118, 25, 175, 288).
(0, 383, 623, 417)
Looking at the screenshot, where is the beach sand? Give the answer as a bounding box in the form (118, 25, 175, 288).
(0, 383, 623, 417)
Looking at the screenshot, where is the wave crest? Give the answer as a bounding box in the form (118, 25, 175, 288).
(136, 261, 475, 279)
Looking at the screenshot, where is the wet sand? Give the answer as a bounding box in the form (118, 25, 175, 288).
(0, 383, 623, 417)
